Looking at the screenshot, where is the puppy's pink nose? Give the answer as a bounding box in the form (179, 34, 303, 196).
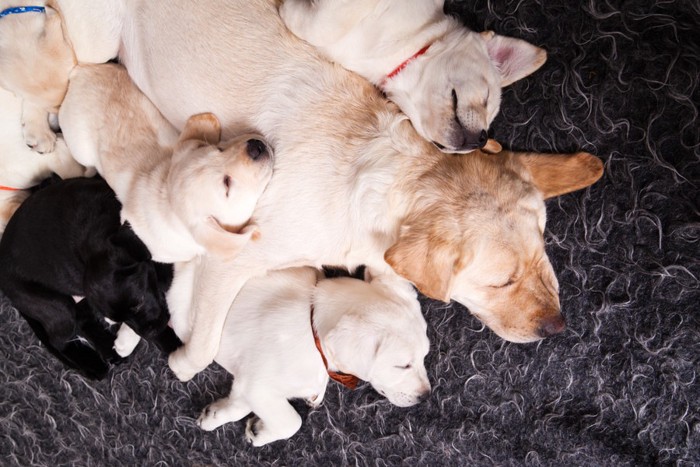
(538, 315, 566, 338)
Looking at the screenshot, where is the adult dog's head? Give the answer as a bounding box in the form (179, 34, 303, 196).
(169, 113, 273, 255)
(388, 24, 546, 154)
(385, 146, 603, 342)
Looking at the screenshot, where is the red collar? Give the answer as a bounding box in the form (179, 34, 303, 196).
(0, 185, 22, 191)
(381, 44, 431, 87)
(311, 306, 360, 390)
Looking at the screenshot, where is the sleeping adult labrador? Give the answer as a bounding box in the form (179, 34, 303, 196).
(117, 0, 603, 381)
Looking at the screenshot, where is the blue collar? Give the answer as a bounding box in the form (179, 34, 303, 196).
(0, 6, 46, 19)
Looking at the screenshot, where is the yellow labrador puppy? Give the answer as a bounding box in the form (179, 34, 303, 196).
(118, 0, 603, 382)
(0, 0, 122, 153)
(0, 0, 121, 229)
(58, 63, 273, 263)
(189, 267, 430, 446)
(280, 0, 545, 153)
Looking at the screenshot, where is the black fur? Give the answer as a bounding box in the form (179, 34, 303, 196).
(0, 176, 180, 380)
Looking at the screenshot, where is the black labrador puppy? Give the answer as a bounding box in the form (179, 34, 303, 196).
(0, 176, 180, 379)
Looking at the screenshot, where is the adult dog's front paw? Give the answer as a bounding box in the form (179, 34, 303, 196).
(22, 121, 57, 154)
(168, 347, 204, 382)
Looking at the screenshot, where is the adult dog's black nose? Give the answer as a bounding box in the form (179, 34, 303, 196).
(538, 315, 566, 338)
(246, 139, 269, 160)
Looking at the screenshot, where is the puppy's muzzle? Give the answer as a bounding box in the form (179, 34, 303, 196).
(464, 129, 488, 150)
(246, 139, 270, 160)
(417, 388, 431, 404)
(453, 129, 487, 152)
(434, 128, 488, 153)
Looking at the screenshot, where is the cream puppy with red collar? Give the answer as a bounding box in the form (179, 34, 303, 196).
(187, 267, 430, 446)
(280, 0, 545, 153)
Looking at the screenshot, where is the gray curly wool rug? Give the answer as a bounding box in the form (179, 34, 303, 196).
(1, 0, 698, 465)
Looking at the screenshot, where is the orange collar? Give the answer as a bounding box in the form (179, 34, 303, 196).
(380, 44, 431, 87)
(0, 185, 22, 191)
(311, 306, 360, 390)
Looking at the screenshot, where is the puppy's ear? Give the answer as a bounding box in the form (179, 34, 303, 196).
(516, 151, 604, 199)
(193, 218, 258, 258)
(324, 316, 381, 380)
(384, 221, 458, 302)
(108, 223, 152, 263)
(178, 113, 221, 146)
(482, 33, 547, 87)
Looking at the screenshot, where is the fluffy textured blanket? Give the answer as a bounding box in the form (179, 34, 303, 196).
(1, 0, 697, 464)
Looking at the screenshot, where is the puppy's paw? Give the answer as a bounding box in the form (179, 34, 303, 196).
(245, 417, 266, 446)
(168, 347, 204, 382)
(197, 403, 226, 431)
(113, 324, 141, 357)
(22, 121, 57, 154)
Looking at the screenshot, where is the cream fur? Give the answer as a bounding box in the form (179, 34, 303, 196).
(115, 0, 602, 381)
(0, 87, 88, 233)
(280, 0, 547, 153)
(0, 0, 122, 152)
(189, 267, 430, 446)
(0, 0, 120, 230)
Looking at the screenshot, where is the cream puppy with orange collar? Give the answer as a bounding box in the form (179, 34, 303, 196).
(280, 0, 545, 153)
(0, 88, 88, 232)
(58, 63, 273, 263)
(187, 267, 430, 446)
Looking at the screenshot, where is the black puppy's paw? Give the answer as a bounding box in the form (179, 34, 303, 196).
(61, 340, 110, 380)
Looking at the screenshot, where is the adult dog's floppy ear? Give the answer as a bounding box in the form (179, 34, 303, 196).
(517, 151, 604, 199)
(178, 113, 221, 146)
(384, 220, 459, 302)
(193, 218, 259, 258)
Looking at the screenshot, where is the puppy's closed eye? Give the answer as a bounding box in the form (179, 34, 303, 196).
(395, 363, 412, 370)
(223, 175, 231, 197)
